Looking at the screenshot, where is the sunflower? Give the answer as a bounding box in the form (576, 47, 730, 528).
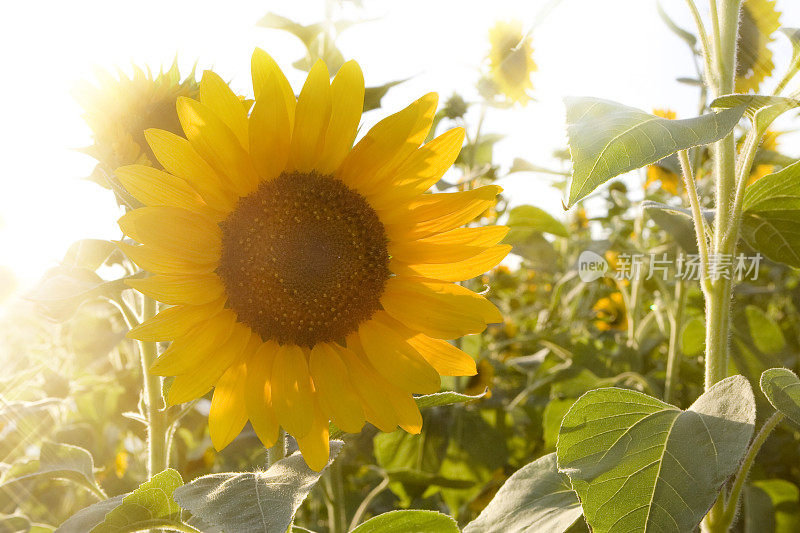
(748, 130, 782, 185)
(487, 20, 537, 104)
(736, 0, 781, 93)
(593, 292, 628, 332)
(645, 110, 681, 195)
(117, 50, 509, 470)
(75, 61, 199, 186)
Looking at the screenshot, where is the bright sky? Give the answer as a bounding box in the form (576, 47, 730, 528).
(0, 0, 798, 300)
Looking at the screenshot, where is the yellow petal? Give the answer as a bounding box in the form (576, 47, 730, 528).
(389, 225, 509, 264)
(272, 344, 314, 438)
(249, 73, 291, 180)
(127, 273, 225, 305)
(384, 385, 423, 434)
(317, 61, 364, 174)
(115, 165, 220, 219)
(245, 340, 281, 448)
(308, 343, 365, 433)
(118, 207, 221, 264)
(144, 129, 234, 212)
(295, 402, 331, 471)
(358, 313, 441, 394)
(127, 299, 226, 342)
(167, 323, 251, 404)
(406, 335, 477, 376)
(381, 277, 502, 339)
(200, 70, 249, 149)
(209, 358, 249, 450)
(339, 341, 399, 432)
(369, 127, 465, 210)
(337, 93, 438, 194)
(177, 96, 260, 196)
(391, 245, 511, 282)
(383, 185, 502, 241)
(117, 242, 216, 275)
(288, 60, 331, 172)
(149, 309, 236, 375)
(251, 48, 296, 125)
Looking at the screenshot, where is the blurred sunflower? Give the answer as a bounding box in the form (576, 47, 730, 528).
(118, 50, 509, 470)
(75, 61, 199, 186)
(645, 109, 681, 195)
(747, 130, 782, 185)
(736, 0, 781, 93)
(487, 20, 537, 104)
(593, 292, 628, 332)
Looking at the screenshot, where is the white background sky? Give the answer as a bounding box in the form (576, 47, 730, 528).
(0, 0, 798, 301)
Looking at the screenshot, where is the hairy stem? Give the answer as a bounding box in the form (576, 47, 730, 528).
(719, 411, 785, 528)
(665, 279, 687, 404)
(139, 296, 168, 477)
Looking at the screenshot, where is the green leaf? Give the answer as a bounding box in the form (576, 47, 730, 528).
(760, 368, 800, 426)
(564, 97, 745, 207)
(742, 159, 800, 267)
(351, 510, 459, 533)
(680, 317, 706, 357)
(27, 267, 135, 322)
(256, 13, 322, 47)
(62, 240, 119, 271)
(505, 205, 568, 241)
(641, 201, 714, 253)
(464, 452, 582, 533)
(55, 497, 125, 533)
(657, 1, 697, 49)
(414, 390, 486, 410)
(745, 479, 800, 533)
(557, 375, 756, 533)
(173, 442, 343, 533)
(508, 158, 569, 176)
(363, 79, 408, 112)
(710, 94, 800, 133)
(1, 441, 103, 498)
(89, 469, 183, 533)
(745, 306, 786, 354)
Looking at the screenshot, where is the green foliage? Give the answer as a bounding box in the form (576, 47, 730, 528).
(173, 443, 343, 533)
(505, 205, 568, 242)
(463, 453, 582, 533)
(742, 160, 800, 268)
(761, 368, 800, 427)
(746, 306, 786, 355)
(350, 510, 459, 533)
(557, 376, 756, 532)
(744, 479, 800, 532)
(564, 97, 745, 207)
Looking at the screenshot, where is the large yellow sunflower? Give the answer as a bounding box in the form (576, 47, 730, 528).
(117, 49, 509, 470)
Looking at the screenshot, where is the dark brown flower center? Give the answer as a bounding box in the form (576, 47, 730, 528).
(217, 171, 390, 347)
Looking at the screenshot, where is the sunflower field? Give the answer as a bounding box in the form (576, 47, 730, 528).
(3, 0, 800, 531)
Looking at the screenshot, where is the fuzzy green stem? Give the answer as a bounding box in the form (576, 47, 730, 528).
(665, 279, 687, 404)
(138, 296, 168, 477)
(678, 150, 711, 293)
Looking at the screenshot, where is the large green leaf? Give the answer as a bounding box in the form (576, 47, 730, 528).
(173, 442, 343, 533)
(90, 469, 183, 533)
(742, 159, 800, 267)
(55, 497, 124, 533)
(463, 453, 582, 533)
(564, 98, 745, 207)
(505, 205, 568, 242)
(744, 479, 800, 533)
(760, 368, 800, 426)
(351, 510, 459, 533)
(1, 442, 103, 498)
(745, 306, 786, 354)
(557, 375, 756, 533)
(710, 95, 800, 133)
